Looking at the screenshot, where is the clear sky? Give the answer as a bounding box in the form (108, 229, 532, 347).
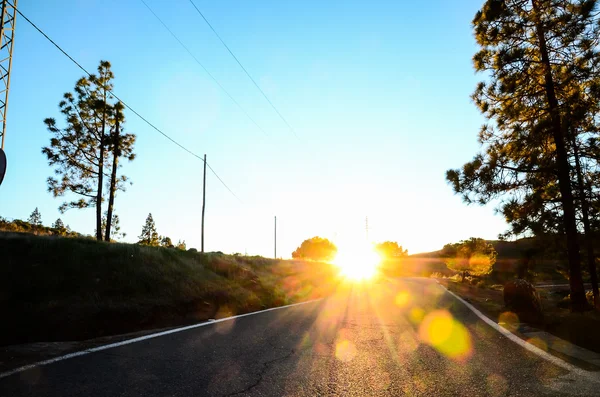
(0, 0, 508, 257)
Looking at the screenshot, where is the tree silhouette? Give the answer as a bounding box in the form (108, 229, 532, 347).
(375, 241, 408, 258)
(27, 208, 42, 226)
(443, 238, 497, 283)
(52, 218, 69, 235)
(43, 61, 135, 241)
(292, 237, 337, 262)
(445, 0, 600, 311)
(96, 211, 126, 241)
(104, 101, 136, 241)
(138, 213, 159, 246)
(160, 236, 174, 248)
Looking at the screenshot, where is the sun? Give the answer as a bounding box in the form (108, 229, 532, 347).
(333, 243, 381, 280)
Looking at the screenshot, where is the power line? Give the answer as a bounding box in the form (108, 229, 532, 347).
(12, 2, 242, 203)
(139, 0, 268, 138)
(188, 0, 299, 139)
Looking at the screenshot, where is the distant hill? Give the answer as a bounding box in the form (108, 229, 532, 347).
(406, 236, 571, 283)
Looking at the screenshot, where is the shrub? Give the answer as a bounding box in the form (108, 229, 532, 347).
(449, 274, 462, 282)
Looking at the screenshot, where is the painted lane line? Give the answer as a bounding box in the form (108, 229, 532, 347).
(439, 283, 600, 381)
(0, 298, 322, 380)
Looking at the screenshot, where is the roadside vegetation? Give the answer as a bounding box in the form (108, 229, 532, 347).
(417, 235, 600, 354)
(0, 231, 338, 346)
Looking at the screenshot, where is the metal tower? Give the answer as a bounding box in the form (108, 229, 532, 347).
(0, 0, 17, 150)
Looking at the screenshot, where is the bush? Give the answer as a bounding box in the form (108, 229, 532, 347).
(476, 280, 486, 289)
(429, 272, 444, 279)
(504, 279, 543, 324)
(449, 274, 462, 282)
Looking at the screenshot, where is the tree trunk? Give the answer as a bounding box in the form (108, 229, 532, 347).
(105, 107, 120, 242)
(532, 0, 587, 311)
(571, 134, 599, 308)
(96, 117, 105, 241)
(461, 271, 467, 283)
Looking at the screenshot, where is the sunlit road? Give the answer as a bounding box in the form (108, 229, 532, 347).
(0, 278, 590, 396)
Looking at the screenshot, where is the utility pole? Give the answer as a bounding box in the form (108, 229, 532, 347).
(274, 216, 277, 259)
(0, 0, 16, 151)
(201, 154, 206, 253)
(0, 0, 17, 187)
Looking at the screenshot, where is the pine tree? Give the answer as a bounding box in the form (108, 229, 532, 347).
(42, 61, 134, 241)
(446, 0, 600, 311)
(28, 207, 42, 226)
(52, 218, 68, 235)
(96, 211, 126, 241)
(160, 236, 174, 248)
(138, 213, 159, 246)
(104, 102, 136, 241)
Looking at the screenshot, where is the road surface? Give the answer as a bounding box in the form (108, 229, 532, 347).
(0, 278, 595, 396)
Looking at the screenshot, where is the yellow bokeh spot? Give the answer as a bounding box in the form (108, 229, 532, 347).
(335, 340, 357, 362)
(395, 291, 411, 307)
(527, 337, 548, 351)
(418, 310, 472, 361)
(409, 307, 425, 324)
(498, 311, 519, 326)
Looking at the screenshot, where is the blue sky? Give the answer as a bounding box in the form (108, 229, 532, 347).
(0, 0, 508, 256)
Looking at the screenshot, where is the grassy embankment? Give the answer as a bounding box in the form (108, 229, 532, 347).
(0, 232, 338, 346)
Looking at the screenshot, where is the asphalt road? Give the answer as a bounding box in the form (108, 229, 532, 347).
(0, 278, 596, 396)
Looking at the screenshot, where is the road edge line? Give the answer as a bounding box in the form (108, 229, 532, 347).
(0, 298, 322, 380)
(438, 283, 600, 381)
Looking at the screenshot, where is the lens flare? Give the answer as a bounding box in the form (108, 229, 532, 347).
(335, 340, 357, 362)
(395, 291, 411, 307)
(418, 310, 472, 361)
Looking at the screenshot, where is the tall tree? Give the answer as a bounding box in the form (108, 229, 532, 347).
(42, 61, 118, 240)
(138, 213, 160, 246)
(27, 207, 42, 226)
(446, 0, 600, 311)
(104, 102, 136, 241)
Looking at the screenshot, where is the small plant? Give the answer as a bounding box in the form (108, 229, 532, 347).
(449, 274, 462, 282)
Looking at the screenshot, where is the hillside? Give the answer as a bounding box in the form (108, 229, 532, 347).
(0, 232, 338, 346)
(407, 236, 573, 283)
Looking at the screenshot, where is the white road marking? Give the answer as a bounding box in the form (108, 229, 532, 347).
(438, 282, 600, 381)
(0, 299, 322, 379)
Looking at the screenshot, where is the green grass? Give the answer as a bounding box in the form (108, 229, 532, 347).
(0, 232, 338, 345)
